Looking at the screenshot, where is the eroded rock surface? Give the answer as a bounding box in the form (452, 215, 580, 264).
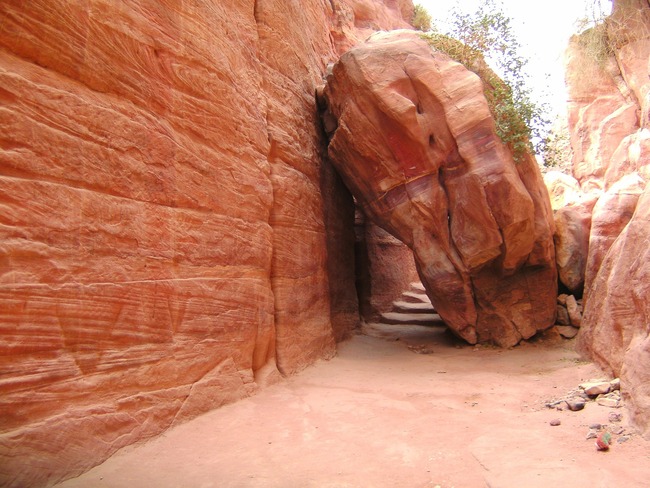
(565, 0, 650, 435)
(553, 197, 597, 294)
(578, 185, 650, 434)
(320, 30, 557, 347)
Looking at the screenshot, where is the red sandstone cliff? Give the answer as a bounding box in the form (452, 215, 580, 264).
(562, 0, 650, 435)
(0, 1, 412, 486)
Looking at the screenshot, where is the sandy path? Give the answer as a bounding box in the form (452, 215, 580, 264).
(58, 324, 650, 488)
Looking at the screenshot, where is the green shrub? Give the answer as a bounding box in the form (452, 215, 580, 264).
(412, 4, 432, 32)
(420, 1, 549, 163)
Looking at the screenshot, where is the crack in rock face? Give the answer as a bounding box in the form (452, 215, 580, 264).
(318, 30, 557, 347)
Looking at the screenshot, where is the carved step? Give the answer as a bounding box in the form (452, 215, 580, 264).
(401, 291, 432, 304)
(392, 300, 436, 314)
(379, 311, 444, 326)
(410, 281, 426, 292)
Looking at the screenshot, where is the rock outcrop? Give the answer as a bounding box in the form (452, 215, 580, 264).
(563, 0, 650, 435)
(579, 185, 650, 435)
(320, 30, 557, 347)
(0, 1, 412, 486)
(553, 196, 598, 294)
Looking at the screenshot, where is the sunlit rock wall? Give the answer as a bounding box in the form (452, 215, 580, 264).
(0, 1, 412, 486)
(565, 0, 650, 435)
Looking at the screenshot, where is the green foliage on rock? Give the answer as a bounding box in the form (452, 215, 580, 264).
(420, 1, 549, 163)
(540, 118, 573, 172)
(412, 4, 432, 32)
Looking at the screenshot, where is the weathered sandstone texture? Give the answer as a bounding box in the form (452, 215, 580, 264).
(320, 30, 557, 347)
(565, 0, 650, 434)
(552, 196, 598, 295)
(579, 185, 650, 434)
(0, 0, 412, 486)
(544, 170, 586, 211)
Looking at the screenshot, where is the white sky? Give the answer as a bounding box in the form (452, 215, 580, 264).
(415, 0, 613, 117)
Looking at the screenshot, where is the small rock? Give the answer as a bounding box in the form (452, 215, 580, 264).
(612, 426, 625, 435)
(557, 294, 568, 306)
(550, 419, 561, 426)
(617, 435, 631, 444)
(565, 295, 582, 327)
(586, 430, 598, 440)
(565, 398, 586, 411)
(589, 423, 603, 430)
(582, 381, 611, 396)
(556, 325, 579, 339)
(596, 431, 612, 451)
(597, 391, 621, 408)
(407, 344, 434, 354)
(545, 400, 564, 409)
(610, 378, 620, 391)
(597, 396, 621, 408)
(556, 305, 571, 325)
(608, 412, 623, 423)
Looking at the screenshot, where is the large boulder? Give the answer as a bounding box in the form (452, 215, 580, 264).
(553, 196, 598, 294)
(320, 30, 557, 347)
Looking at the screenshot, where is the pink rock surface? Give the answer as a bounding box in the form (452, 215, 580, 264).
(584, 174, 645, 295)
(0, 0, 412, 486)
(564, 9, 641, 191)
(567, 0, 650, 435)
(321, 31, 557, 347)
(578, 185, 650, 434)
(553, 197, 598, 294)
(544, 171, 585, 210)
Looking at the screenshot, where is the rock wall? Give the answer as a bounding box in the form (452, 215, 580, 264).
(355, 213, 420, 322)
(321, 31, 557, 348)
(563, 0, 650, 435)
(0, 1, 412, 486)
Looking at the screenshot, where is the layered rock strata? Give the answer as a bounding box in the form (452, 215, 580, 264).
(0, 0, 412, 486)
(320, 30, 557, 347)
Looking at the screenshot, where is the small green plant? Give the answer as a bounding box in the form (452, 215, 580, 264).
(539, 118, 573, 172)
(420, 1, 549, 163)
(575, 19, 613, 69)
(412, 4, 432, 32)
(574, 0, 650, 69)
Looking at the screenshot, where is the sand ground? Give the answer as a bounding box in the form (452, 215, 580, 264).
(57, 323, 650, 488)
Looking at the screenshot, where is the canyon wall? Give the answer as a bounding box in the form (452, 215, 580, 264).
(0, 1, 412, 486)
(563, 0, 650, 434)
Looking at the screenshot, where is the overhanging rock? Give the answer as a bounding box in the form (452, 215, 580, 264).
(318, 30, 557, 347)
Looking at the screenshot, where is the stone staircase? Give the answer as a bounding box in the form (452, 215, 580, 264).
(378, 282, 444, 327)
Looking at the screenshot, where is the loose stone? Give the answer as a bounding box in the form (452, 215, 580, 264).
(556, 325, 579, 339)
(583, 382, 611, 396)
(608, 412, 623, 423)
(565, 398, 586, 411)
